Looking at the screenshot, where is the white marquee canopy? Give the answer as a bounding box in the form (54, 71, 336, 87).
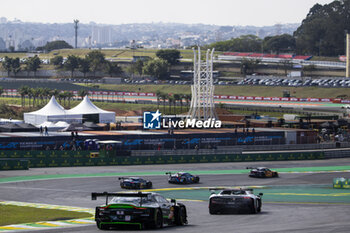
(24, 96, 115, 125)
(66, 96, 115, 123)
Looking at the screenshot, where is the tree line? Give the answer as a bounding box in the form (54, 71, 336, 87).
(155, 91, 191, 114)
(16, 86, 89, 108)
(1, 49, 181, 79)
(2, 56, 41, 77)
(207, 0, 350, 57)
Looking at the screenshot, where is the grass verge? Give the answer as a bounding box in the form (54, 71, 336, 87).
(78, 83, 350, 99)
(0, 204, 92, 226)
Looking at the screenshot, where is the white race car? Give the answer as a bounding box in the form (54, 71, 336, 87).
(209, 188, 263, 214)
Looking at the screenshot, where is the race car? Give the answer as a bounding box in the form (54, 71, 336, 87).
(166, 172, 200, 184)
(246, 167, 279, 178)
(119, 177, 152, 189)
(92, 191, 187, 230)
(209, 188, 263, 214)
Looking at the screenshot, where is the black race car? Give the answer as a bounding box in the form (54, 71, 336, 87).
(246, 167, 279, 178)
(166, 172, 200, 184)
(209, 188, 263, 214)
(92, 191, 187, 230)
(119, 177, 152, 189)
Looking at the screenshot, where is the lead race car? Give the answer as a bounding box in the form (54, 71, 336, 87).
(119, 177, 153, 189)
(246, 167, 279, 178)
(92, 192, 187, 230)
(209, 188, 263, 214)
(166, 172, 200, 184)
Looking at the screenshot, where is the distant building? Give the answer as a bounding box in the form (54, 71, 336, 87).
(92, 26, 111, 45)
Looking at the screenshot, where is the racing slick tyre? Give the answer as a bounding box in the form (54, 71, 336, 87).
(250, 199, 258, 214)
(96, 221, 108, 230)
(147, 182, 153, 189)
(257, 199, 262, 213)
(209, 207, 217, 215)
(175, 205, 187, 225)
(209, 201, 217, 215)
(151, 209, 163, 229)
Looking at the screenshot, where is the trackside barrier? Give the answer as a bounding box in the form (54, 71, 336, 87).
(0, 151, 324, 170)
(333, 177, 350, 189)
(0, 150, 91, 159)
(0, 159, 29, 170)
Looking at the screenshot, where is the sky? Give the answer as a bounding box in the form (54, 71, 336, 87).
(0, 0, 334, 26)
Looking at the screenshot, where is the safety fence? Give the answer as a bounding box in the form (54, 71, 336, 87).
(0, 150, 324, 170)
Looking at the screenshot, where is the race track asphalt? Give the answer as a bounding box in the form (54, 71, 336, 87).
(0, 158, 350, 233)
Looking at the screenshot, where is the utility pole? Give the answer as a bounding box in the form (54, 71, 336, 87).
(74, 19, 79, 49)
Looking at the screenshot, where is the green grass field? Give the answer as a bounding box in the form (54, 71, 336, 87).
(0, 48, 212, 60)
(79, 83, 350, 99)
(0, 204, 92, 226)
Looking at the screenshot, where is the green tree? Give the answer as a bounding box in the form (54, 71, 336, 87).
(294, 0, 350, 56)
(173, 94, 181, 113)
(19, 85, 30, 107)
(168, 95, 174, 114)
(127, 59, 144, 76)
(36, 40, 73, 52)
(104, 61, 123, 77)
(50, 89, 60, 99)
(240, 58, 260, 75)
(207, 35, 262, 52)
(2, 56, 12, 76)
(78, 89, 88, 99)
(156, 90, 162, 109)
(160, 93, 168, 113)
(51, 56, 64, 68)
(86, 50, 106, 77)
(183, 94, 191, 110)
(25, 56, 41, 77)
(142, 59, 169, 79)
(11, 57, 21, 77)
(262, 34, 296, 54)
(78, 58, 90, 78)
(64, 55, 79, 78)
(156, 49, 181, 65)
(65, 91, 74, 108)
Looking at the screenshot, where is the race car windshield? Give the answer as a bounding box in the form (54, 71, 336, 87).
(110, 196, 153, 204)
(221, 190, 247, 195)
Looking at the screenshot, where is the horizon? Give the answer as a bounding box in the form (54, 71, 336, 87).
(0, 0, 334, 27)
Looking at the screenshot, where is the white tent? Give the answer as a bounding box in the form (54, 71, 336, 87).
(66, 96, 115, 123)
(55, 121, 70, 128)
(23, 96, 78, 125)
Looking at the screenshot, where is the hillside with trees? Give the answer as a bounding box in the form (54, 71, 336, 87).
(294, 0, 350, 56)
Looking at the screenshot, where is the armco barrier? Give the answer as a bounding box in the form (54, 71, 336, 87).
(0, 159, 29, 170)
(0, 151, 325, 170)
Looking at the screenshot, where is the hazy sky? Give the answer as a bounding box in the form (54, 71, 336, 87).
(1, 0, 334, 26)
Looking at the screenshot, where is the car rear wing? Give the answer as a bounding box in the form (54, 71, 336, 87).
(92, 192, 149, 205)
(165, 172, 173, 175)
(246, 167, 257, 170)
(209, 188, 254, 192)
(118, 177, 127, 180)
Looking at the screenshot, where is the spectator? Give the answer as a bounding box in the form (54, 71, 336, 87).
(44, 126, 49, 136)
(39, 126, 43, 136)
